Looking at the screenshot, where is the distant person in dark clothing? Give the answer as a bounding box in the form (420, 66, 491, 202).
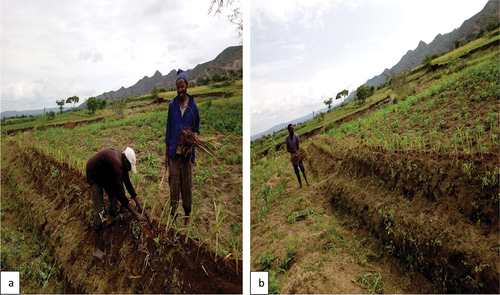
(86, 147, 146, 260)
(285, 124, 310, 188)
(164, 69, 200, 226)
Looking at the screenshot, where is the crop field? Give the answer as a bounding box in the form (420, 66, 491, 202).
(1, 81, 242, 293)
(250, 34, 499, 293)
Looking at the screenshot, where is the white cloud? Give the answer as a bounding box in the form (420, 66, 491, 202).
(1, 0, 239, 112)
(79, 50, 103, 63)
(251, 54, 306, 79)
(252, 0, 335, 29)
(283, 43, 306, 52)
(1, 78, 96, 110)
(250, 0, 489, 135)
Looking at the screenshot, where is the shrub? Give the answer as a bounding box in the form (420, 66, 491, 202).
(486, 21, 499, 32)
(317, 112, 325, 122)
(46, 111, 56, 120)
(324, 122, 335, 133)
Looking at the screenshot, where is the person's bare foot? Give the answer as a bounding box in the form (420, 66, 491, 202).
(107, 214, 120, 224)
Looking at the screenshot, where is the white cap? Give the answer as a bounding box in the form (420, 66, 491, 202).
(124, 147, 137, 173)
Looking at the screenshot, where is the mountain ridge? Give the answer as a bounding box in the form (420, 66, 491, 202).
(251, 1, 498, 140)
(363, 0, 499, 87)
(1, 45, 242, 118)
(93, 45, 242, 103)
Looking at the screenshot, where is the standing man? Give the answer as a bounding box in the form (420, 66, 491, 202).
(285, 124, 310, 188)
(164, 69, 200, 226)
(86, 147, 146, 260)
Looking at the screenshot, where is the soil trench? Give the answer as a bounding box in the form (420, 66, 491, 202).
(1, 139, 242, 294)
(309, 140, 499, 294)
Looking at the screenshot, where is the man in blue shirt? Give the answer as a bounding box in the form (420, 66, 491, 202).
(164, 69, 200, 226)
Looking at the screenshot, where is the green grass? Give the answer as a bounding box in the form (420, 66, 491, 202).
(1, 79, 242, 133)
(1, 171, 64, 293)
(253, 33, 499, 157)
(3, 80, 243, 263)
(250, 30, 499, 294)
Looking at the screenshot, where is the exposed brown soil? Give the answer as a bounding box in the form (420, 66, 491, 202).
(1, 140, 242, 294)
(196, 92, 233, 98)
(251, 152, 436, 294)
(63, 122, 76, 129)
(128, 97, 171, 112)
(309, 139, 499, 293)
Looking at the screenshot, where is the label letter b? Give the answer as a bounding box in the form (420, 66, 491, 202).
(259, 278, 265, 287)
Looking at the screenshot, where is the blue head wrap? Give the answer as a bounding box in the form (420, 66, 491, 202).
(176, 69, 187, 83)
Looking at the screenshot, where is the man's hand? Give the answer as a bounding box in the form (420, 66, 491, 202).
(127, 203, 147, 222)
(133, 196, 143, 213)
(135, 212, 147, 221)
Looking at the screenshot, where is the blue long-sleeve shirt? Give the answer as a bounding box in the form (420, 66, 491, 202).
(164, 94, 200, 163)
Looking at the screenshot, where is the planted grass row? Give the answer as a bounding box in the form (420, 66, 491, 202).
(325, 56, 499, 155)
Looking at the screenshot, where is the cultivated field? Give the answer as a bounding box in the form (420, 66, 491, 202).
(250, 33, 499, 293)
(1, 81, 242, 293)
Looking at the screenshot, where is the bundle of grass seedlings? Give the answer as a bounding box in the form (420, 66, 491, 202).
(291, 146, 309, 164)
(178, 128, 217, 157)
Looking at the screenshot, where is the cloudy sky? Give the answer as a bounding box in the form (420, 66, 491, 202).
(1, 0, 240, 112)
(250, 0, 489, 136)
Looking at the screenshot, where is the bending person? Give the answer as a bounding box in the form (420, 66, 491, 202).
(86, 147, 146, 260)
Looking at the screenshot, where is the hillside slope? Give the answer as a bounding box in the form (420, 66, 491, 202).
(364, 0, 499, 87)
(1, 82, 243, 293)
(251, 32, 499, 294)
(92, 45, 242, 103)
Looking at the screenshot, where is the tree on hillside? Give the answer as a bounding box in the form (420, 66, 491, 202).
(98, 99, 107, 109)
(212, 73, 223, 82)
(335, 89, 349, 105)
(486, 21, 499, 32)
(355, 85, 369, 106)
(66, 96, 79, 111)
(87, 97, 98, 115)
(386, 69, 410, 103)
(324, 97, 333, 112)
(56, 99, 65, 114)
(421, 53, 440, 68)
(46, 111, 55, 120)
(108, 93, 128, 119)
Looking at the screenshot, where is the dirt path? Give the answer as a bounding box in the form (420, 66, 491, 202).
(251, 153, 435, 293)
(251, 137, 499, 293)
(1, 139, 241, 293)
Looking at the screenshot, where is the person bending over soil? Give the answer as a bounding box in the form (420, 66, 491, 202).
(86, 147, 146, 260)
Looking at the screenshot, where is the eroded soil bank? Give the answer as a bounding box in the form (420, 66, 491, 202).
(1, 139, 242, 294)
(311, 139, 499, 293)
